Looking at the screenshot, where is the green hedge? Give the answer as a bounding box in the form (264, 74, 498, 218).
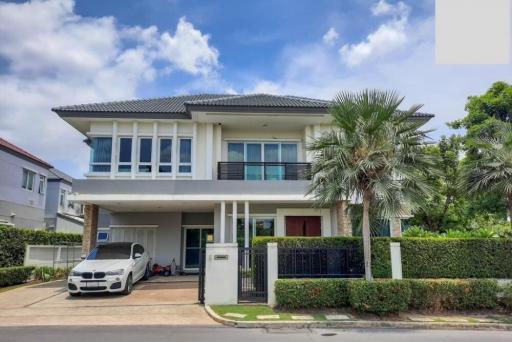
(0, 266, 35, 287)
(0, 225, 82, 267)
(500, 283, 512, 311)
(253, 236, 512, 278)
(275, 279, 350, 309)
(275, 278, 502, 313)
(348, 279, 411, 314)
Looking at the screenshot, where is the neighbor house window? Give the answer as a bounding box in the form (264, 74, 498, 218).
(178, 138, 192, 173)
(90, 137, 112, 172)
(158, 138, 172, 173)
(59, 189, 66, 208)
(138, 137, 152, 173)
(117, 137, 132, 173)
(38, 175, 46, 194)
(22, 169, 35, 191)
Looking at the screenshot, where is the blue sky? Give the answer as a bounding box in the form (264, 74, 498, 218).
(0, 0, 510, 178)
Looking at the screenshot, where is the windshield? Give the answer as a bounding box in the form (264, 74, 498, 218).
(86, 244, 131, 260)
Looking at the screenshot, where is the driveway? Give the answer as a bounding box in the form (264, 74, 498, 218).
(0, 279, 217, 326)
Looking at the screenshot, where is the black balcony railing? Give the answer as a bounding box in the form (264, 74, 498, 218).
(217, 162, 311, 180)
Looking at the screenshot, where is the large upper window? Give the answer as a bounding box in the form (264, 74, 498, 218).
(138, 138, 152, 173)
(227, 142, 298, 180)
(179, 138, 192, 173)
(158, 138, 172, 173)
(22, 169, 35, 191)
(38, 175, 46, 194)
(90, 137, 112, 172)
(118, 137, 132, 173)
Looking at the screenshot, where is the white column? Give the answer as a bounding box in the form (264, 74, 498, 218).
(244, 201, 250, 248)
(304, 125, 313, 163)
(215, 124, 222, 178)
(220, 201, 226, 243)
(206, 123, 213, 180)
(151, 121, 158, 179)
(131, 121, 138, 179)
(232, 202, 237, 243)
(267, 242, 278, 307)
(110, 121, 118, 179)
(390, 242, 403, 279)
(172, 122, 178, 179)
(192, 122, 198, 179)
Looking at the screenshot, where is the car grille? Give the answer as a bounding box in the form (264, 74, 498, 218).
(81, 272, 93, 279)
(94, 272, 105, 279)
(80, 286, 107, 291)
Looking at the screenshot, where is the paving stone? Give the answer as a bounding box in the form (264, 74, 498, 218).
(256, 314, 280, 320)
(325, 314, 350, 321)
(408, 316, 435, 322)
(223, 313, 246, 318)
(436, 316, 469, 323)
(291, 315, 314, 320)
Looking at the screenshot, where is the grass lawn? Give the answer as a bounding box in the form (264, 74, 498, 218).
(211, 305, 328, 321)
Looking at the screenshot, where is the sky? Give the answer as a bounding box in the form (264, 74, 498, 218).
(0, 0, 510, 178)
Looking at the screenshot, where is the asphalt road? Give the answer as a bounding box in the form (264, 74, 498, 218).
(0, 326, 510, 342)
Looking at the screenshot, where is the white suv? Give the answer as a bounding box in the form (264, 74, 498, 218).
(68, 242, 151, 296)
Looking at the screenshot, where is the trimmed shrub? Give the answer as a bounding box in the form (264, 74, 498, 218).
(348, 279, 411, 314)
(0, 266, 35, 287)
(0, 225, 82, 267)
(253, 236, 512, 279)
(275, 278, 351, 309)
(406, 279, 499, 311)
(499, 283, 512, 311)
(33, 267, 71, 282)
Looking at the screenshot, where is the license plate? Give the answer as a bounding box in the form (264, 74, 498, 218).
(85, 282, 99, 288)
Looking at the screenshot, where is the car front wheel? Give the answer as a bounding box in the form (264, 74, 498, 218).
(122, 274, 133, 295)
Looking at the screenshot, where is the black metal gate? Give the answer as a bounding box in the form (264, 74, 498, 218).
(198, 248, 206, 304)
(238, 247, 267, 303)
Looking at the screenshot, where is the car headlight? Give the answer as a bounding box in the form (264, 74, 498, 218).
(70, 270, 82, 277)
(105, 269, 125, 276)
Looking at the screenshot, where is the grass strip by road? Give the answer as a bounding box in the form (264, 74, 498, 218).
(211, 305, 327, 321)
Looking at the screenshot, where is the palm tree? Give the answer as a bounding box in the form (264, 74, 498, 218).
(461, 124, 512, 228)
(308, 89, 436, 280)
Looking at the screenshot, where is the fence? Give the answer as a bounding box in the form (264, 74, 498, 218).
(24, 243, 82, 269)
(278, 247, 364, 278)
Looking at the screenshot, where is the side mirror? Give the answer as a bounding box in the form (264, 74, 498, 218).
(134, 253, 142, 259)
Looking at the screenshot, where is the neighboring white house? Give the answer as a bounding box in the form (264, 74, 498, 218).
(44, 168, 84, 234)
(53, 94, 434, 270)
(0, 137, 53, 228)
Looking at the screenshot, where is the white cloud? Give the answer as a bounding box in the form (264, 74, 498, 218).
(322, 27, 339, 46)
(340, 0, 410, 66)
(0, 0, 220, 177)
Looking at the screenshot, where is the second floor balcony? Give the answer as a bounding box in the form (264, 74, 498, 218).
(217, 162, 311, 181)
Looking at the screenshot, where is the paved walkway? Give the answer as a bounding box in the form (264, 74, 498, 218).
(0, 280, 217, 326)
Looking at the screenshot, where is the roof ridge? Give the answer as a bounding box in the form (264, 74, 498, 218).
(184, 94, 242, 105)
(280, 94, 331, 103)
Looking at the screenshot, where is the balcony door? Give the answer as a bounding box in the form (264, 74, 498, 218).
(285, 216, 321, 236)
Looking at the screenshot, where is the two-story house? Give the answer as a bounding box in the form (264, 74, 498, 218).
(0, 137, 52, 228)
(44, 168, 84, 234)
(53, 94, 433, 271)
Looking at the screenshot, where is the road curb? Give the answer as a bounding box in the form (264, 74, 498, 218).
(204, 305, 512, 331)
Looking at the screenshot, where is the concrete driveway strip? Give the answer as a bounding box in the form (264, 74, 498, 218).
(0, 280, 217, 326)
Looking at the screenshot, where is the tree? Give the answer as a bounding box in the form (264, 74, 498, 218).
(307, 89, 436, 280)
(410, 135, 463, 231)
(460, 124, 512, 228)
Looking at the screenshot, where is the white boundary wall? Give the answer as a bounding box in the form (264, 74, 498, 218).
(24, 245, 82, 268)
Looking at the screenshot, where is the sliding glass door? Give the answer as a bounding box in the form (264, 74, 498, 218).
(184, 228, 214, 271)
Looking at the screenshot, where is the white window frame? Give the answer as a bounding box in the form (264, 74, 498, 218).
(137, 137, 153, 174)
(21, 168, 35, 191)
(38, 175, 46, 194)
(178, 137, 192, 175)
(59, 189, 67, 209)
(227, 141, 299, 163)
(117, 136, 133, 173)
(89, 136, 112, 173)
(157, 137, 173, 175)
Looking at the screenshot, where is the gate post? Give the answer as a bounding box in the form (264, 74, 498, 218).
(390, 242, 403, 279)
(267, 243, 278, 307)
(205, 243, 238, 305)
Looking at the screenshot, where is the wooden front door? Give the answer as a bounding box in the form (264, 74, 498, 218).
(285, 216, 321, 236)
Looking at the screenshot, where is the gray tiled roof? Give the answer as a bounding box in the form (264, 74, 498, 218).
(52, 94, 236, 114)
(52, 93, 434, 118)
(48, 168, 73, 183)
